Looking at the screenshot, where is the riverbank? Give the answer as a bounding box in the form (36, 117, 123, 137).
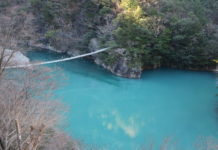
(27, 47, 217, 78)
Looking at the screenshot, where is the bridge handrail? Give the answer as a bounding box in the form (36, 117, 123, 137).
(5, 47, 111, 69)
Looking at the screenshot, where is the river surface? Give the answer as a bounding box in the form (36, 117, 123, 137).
(27, 50, 218, 150)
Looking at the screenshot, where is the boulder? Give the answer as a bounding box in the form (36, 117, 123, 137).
(0, 48, 30, 68)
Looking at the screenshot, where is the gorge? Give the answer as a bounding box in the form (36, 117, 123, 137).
(26, 50, 218, 150)
(0, 0, 218, 149)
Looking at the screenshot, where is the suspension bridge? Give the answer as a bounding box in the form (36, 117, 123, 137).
(5, 47, 111, 69)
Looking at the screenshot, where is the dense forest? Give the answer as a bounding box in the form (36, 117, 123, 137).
(31, 0, 218, 75)
(0, 0, 217, 78)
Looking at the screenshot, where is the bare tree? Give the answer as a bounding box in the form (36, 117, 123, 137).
(0, 18, 17, 77)
(0, 67, 64, 150)
(0, 10, 80, 149)
(40, 132, 81, 150)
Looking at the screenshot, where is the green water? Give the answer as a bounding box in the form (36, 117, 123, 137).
(27, 50, 218, 150)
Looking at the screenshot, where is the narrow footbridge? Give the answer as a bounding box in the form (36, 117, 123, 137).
(6, 47, 111, 69)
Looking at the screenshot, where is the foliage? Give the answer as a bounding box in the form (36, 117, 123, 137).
(7, 0, 217, 70)
(113, 0, 160, 68)
(30, 0, 56, 24)
(0, 1, 10, 8)
(45, 30, 57, 39)
(100, 52, 120, 65)
(111, 0, 218, 69)
(30, 0, 77, 27)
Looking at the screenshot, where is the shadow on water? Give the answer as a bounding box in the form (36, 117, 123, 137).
(26, 50, 121, 86)
(61, 63, 121, 87)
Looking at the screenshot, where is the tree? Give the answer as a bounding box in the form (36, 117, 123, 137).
(0, 20, 79, 150)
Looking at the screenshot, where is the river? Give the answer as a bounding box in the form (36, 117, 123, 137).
(27, 50, 218, 150)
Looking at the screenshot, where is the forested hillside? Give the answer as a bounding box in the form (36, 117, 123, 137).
(0, 1, 218, 150)
(0, 0, 217, 78)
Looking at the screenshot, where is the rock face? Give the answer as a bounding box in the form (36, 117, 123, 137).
(32, 38, 143, 78)
(94, 56, 142, 78)
(88, 39, 142, 78)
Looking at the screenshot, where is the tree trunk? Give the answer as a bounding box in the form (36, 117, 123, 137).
(15, 120, 22, 150)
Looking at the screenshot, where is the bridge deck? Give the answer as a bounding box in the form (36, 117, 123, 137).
(5, 48, 110, 69)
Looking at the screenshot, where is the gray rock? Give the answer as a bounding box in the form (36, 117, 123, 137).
(94, 48, 142, 79)
(112, 57, 142, 78)
(88, 38, 100, 52)
(113, 48, 126, 55)
(0, 48, 30, 67)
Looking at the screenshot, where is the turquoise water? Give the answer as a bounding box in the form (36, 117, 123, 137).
(27, 50, 218, 150)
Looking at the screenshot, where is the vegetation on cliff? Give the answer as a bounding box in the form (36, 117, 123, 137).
(0, 0, 217, 77)
(98, 0, 218, 70)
